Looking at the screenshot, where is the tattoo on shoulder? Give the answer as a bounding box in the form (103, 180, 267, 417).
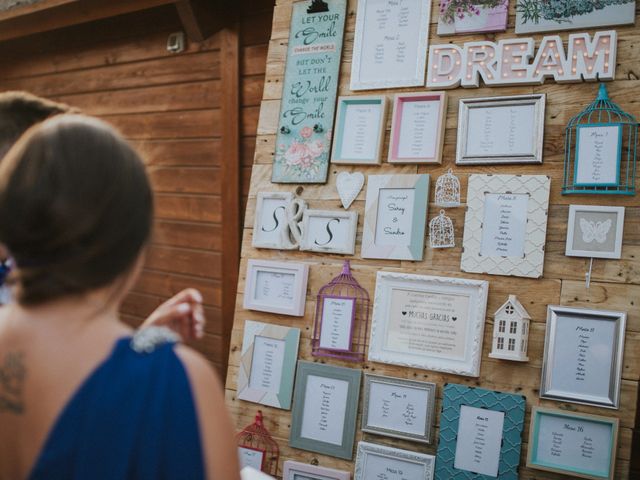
(0, 351, 26, 414)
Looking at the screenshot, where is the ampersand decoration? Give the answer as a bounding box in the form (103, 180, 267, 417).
(281, 194, 307, 249)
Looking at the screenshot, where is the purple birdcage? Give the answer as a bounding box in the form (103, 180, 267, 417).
(312, 260, 370, 362)
(236, 410, 279, 476)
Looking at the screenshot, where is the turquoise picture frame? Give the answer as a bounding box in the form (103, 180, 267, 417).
(361, 174, 430, 261)
(289, 361, 361, 460)
(573, 123, 624, 188)
(331, 95, 388, 165)
(527, 407, 619, 480)
(435, 383, 526, 479)
(237, 320, 301, 410)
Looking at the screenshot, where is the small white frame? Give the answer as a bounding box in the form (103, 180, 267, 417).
(300, 209, 358, 255)
(369, 271, 489, 377)
(350, 0, 431, 90)
(456, 94, 546, 165)
(331, 95, 388, 165)
(243, 259, 309, 317)
(566, 205, 625, 260)
(354, 442, 435, 480)
(252, 191, 298, 250)
(361, 174, 430, 261)
(461, 174, 551, 279)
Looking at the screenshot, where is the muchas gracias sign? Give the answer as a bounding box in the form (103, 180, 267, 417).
(428, 30, 616, 89)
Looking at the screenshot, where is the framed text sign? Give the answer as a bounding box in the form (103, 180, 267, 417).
(272, 0, 347, 184)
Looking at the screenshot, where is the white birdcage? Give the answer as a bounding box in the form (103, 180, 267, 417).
(434, 169, 461, 207)
(489, 295, 530, 362)
(429, 210, 455, 249)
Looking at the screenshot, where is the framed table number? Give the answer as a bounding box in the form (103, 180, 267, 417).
(362, 374, 436, 444)
(300, 210, 358, 255)
(237, 320, 301, 410)
(331, 96, 388, 165)
(289, 362, 361, 460)
(252, 192, 296, 250)
(283, 461, 351, 480)
(436, 384, 526, 480)
(456, 94, 546, 165)
(243, 259, 309, 316)
(361, 174, 429, 261)
(574, 123, 624, 187)
(354, 442, 435, 480)
(461, 174, 551, 279)
(527, 407, 619, 480)
(566, 205, 625, 260)
(388, 92, 447, 164)
(541, 306, 626, 409)
(369, 271, 489, 377)
(350, 0, 431, 90)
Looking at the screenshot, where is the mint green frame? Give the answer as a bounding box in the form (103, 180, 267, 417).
(527, 407, 619, 480)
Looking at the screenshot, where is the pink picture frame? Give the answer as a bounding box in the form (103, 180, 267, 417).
(243, 259, 309, 317)
(388, 92, 447, 164)
(283, 460, 351, 480)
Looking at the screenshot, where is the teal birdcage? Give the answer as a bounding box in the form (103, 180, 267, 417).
(562, 84, 637, 196)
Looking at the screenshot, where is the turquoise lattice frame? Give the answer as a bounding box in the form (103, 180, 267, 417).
(435, 383, 526, 479)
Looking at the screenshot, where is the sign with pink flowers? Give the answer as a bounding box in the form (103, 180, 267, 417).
(437, 0, 509, 36)
(272, 0, 347, 184)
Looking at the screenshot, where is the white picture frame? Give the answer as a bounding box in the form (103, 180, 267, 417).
(331, 95, 388, 165)
(461, 174, 551, 279)
(369, 271, 489, 377)
(362, 374, 436, 444)
(361, 174, 429, 261)
(300, 210, 358, 255)
(283, 461, 351, 480)
(456, 94, 546, 165)
(252, 192, 297, 250)
(566, 205, 625, 260)
(243, 259, 309, 316)
(540, 305, 626, 409)
(350, 0, 431, 91)
(354, 442, 435, 480)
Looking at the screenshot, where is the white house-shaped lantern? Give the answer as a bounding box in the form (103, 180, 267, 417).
(489, 295, 530, 362)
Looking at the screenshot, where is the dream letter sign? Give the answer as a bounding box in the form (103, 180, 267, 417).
(427, 30, 616, 89)
(272, 0, 347, 184)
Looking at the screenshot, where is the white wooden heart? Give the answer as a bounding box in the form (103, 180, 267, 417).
(336, 172, 365, 209)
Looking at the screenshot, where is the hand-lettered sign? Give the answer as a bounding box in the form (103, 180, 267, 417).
(272, 0, 347, 184)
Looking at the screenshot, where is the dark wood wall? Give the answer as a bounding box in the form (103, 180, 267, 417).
(0, 1, 275, 378)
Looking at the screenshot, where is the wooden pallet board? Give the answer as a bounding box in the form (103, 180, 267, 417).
(226, 1, 640, 478)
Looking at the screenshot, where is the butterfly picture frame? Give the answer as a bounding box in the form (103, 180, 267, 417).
(566, 205, 625, 259)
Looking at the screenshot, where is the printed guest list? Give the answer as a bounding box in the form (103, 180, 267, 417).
(385, 288, 469, 360)
(397, 99, 439, 159)
(367, 381, 428, 436)
(319, 297, 355, 350)
(375, 188, 415, 247)
(300, 375, 349, 445)
(480, 193, 529, 258)
(340, 103, 382, 160)
(576, 125, 621, 185)
(536, 414, 613, 476)
(466, 105, 535, 157)
(362, 453, 425, 480)
(358, 0, 424, 86)
(254, 271, 295, 305)
(249, 336, 286, 393)
(549, 315, 615, 400)
(455, 406, 505, 477)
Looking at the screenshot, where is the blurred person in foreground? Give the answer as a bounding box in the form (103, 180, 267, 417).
(0, 91, 204, 340)
(0, 115, 240, 479)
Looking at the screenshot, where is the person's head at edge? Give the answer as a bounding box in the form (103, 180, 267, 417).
(0, 113, 152, 307)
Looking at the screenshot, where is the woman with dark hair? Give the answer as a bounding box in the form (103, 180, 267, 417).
(0, 115, 240, 479)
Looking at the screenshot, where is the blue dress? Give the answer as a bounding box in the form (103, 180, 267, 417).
(29, 329, 206, 480)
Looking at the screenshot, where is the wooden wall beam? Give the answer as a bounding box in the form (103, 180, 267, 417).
(219, 23, 241, 379)
(175, 0, 234, 42)
(0, 0, 177, 42)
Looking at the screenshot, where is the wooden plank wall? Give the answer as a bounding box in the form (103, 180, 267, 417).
(226, 1, 640, 478)
(0, 2, 275, 378)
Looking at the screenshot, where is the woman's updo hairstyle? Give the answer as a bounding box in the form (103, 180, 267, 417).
(0, 114, 153, 305)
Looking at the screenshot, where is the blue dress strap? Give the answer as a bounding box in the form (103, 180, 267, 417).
(29, 328, 206, 480)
